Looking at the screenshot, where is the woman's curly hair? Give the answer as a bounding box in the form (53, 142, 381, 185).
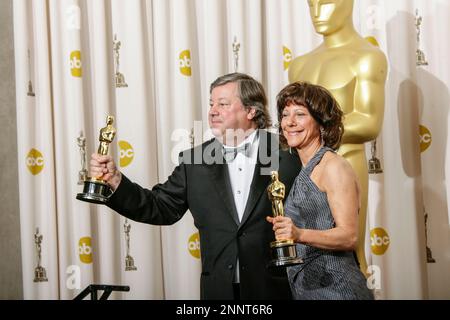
(276, 82, 344, 151)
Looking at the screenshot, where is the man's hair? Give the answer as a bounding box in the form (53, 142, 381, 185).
(210, 73, 272, 129)
(276, 82, 344, 150)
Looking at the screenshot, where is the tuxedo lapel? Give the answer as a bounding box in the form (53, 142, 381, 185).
(239, 162, 270, 229)
(207, 140, 240, 226)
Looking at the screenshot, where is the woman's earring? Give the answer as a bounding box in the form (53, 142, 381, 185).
(320, 127, 325, 143)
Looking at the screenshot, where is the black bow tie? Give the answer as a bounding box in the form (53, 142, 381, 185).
(223, 143, 251, 162)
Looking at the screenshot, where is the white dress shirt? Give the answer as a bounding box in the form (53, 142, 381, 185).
(222, 130, 259, 283)
(226, 130, 259, 222)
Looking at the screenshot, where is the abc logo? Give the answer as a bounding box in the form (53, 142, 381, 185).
(188, 232, 201, 259)
(179, 50, 192, 77)
(283, 46, 292, 71)
(370, 228, 390, 256)
(26, 148, 44, 175)
(78, 237, 93, 264)
(419, 125, 432, 153)
(70, 50, 82, 77)
(119, 140, 134, 168)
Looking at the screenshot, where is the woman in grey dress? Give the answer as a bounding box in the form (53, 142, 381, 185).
(267, 82, 374, 300)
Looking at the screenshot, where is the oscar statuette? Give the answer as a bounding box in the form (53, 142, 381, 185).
(124, 220, 137, 271)
(113, 34, 128, 88)
(34, 228, 48, 282)
(267, 171, 303, 267)
(27, 49, 35, 97)
(76, 115, 116, 204)
(368, 140, 383, 174)
(424, 209, 436, 263)
(415, 9, 429, 67)
(77, 131, 88, 185)
(232, 36, 240, 73)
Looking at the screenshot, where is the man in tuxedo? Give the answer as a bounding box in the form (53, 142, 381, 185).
(90, 73, 301, 300)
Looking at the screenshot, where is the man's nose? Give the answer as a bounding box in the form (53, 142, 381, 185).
(209, 104, 219, 115)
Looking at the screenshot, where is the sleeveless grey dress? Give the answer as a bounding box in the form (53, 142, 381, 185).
(284, 146, 374, 300)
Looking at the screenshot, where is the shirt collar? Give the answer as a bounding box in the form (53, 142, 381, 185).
(220, 129, 259, 159)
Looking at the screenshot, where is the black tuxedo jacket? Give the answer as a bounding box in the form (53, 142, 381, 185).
(106, 130, 302, 300)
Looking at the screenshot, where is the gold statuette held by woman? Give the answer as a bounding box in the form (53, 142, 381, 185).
(77, 116, 116, 204)
(267, 171, 303, 267)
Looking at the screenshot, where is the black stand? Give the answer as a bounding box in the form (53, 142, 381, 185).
(74, 284, 130, 300)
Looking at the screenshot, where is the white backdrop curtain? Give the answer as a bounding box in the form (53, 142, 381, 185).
(13, 0, 450, 299)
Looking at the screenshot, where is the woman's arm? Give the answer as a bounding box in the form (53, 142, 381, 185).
(267, 155, 360, 251)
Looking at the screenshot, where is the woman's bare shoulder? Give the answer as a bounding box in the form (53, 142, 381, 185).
(322, 152, 358, 186)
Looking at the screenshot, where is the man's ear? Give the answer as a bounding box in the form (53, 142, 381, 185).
(247, 107, 257, 120)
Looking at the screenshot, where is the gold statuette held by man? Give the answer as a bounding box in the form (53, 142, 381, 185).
(267, 171, 303, 268)
(76, 115, 116, 204)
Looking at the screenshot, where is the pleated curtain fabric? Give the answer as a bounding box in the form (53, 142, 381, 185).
(13, 0, 450, 300)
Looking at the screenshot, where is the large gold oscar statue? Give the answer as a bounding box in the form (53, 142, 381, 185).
(289, 0, 388, 275)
